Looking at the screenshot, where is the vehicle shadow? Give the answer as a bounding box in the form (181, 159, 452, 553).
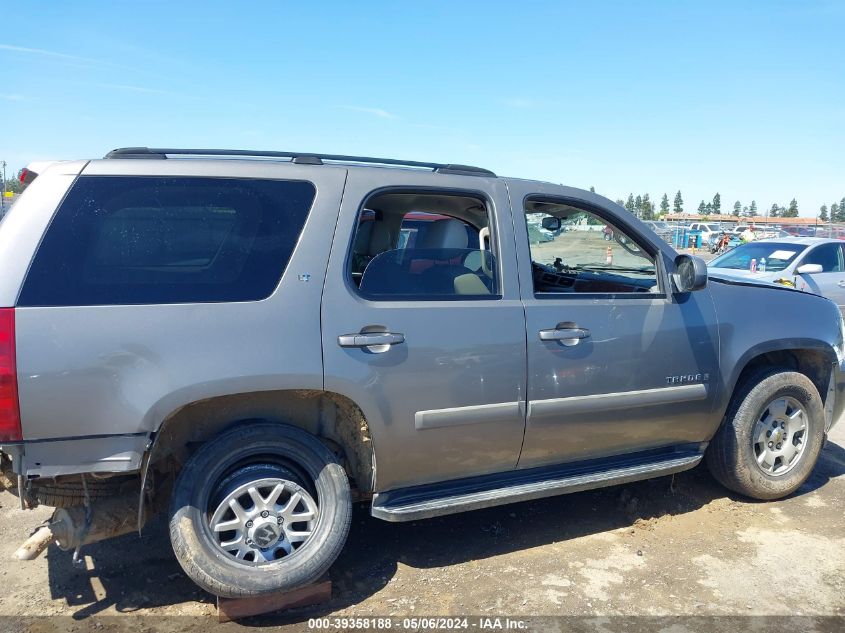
(798, 435, 845, 494)
(45, 439, 845, 622)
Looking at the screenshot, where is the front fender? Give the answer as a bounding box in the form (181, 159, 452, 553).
(709, 278, 841, 418)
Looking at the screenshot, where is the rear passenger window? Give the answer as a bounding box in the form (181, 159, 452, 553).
(347, 191, 498, 300)
(19, 176, 315, 306)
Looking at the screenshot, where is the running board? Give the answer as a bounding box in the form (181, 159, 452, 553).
(371, 448, 704, 522)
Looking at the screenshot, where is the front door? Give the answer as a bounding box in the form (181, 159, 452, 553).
(322, 169, 527, 492)
(509, 182, 720, 469)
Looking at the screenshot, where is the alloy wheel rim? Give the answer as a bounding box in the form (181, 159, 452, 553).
(752, 396, 807, 476)
(208, 475, 318, 563)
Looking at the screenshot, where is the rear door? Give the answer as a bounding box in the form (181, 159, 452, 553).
(508, 181, 720, 469)
(321, 169, 527, 492)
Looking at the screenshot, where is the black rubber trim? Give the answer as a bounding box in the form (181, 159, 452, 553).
(708, 275, 802, 294)
(2, 431, 147, 446)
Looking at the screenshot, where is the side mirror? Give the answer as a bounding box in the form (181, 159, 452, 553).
(795, 263, 822, 275)
(673, 254, 708, 293)
(541, 216, 561, 231)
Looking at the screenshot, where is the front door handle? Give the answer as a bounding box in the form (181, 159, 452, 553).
(838, 280, 845, 288)
(539, 327, 591, 346)
(338, 332, 405, 349)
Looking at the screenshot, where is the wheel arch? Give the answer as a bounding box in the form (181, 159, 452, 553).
(146, 389, 375, 494)
(723, 341, 836, 419)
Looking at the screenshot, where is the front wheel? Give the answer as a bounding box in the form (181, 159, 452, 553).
(706, 370, 825, 500)
(169, 423, 352, 598)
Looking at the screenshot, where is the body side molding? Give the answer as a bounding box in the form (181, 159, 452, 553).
(414, 401, 522, 430)
(529, 384, 708, 419)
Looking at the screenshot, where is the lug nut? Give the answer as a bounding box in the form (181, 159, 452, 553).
(767, 431, 772, 437)
(768, 442, 774, 448)
(261, 510, 270, 518)
(246, 520, 253, 528)
(772, 421, 778, 428)
(245, 539, 252, 546)
(776, 443, 782, 450)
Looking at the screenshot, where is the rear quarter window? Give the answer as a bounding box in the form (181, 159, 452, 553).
(18, 176, 315, 306)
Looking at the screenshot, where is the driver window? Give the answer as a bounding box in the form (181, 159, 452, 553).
(524, 201, 659, 295)
(800, 243, 843, 273)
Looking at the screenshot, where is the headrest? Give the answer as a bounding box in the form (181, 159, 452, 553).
(419, 219, 468, 250)
(368, 222, 392, 255)
(353, 221, 373, 253)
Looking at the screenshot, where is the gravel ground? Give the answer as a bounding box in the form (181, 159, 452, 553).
(0, 421, 841, 631)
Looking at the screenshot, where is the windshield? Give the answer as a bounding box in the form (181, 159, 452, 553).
(705, 224, 720, 232)
(709, 242, 806, 273)
(651, 221, 669, 229)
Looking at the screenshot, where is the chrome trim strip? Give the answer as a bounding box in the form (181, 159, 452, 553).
(529, 384, 708, 418)
(415, 401, 521, 430)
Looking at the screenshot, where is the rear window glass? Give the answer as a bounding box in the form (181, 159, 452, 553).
(19, 176, 315, 306)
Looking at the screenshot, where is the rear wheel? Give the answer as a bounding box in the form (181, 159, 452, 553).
(169, 423, 352, 598)
(706, 369, 825, 500)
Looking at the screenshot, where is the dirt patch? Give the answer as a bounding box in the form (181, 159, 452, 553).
(0, 425, 842, 628)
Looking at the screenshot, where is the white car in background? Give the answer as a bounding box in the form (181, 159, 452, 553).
(707, 237, 845, 314)
(687, 222, 722, 242)
(730, 224, 790, 239)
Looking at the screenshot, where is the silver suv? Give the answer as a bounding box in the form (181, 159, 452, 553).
(1, 148, 843, 598)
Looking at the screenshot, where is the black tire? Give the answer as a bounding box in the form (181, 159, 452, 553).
(706, 369, 825, 500)
(32, 477, 133, 508)
(5, 475, 134, 508)
(169, 423, 352, 598)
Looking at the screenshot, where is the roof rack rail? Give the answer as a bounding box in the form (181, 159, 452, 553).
(104, 147, 496, 177)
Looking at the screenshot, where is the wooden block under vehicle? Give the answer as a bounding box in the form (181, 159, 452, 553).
(216, 577, 332, 623)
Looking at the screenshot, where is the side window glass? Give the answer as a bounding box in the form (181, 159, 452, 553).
(524, 200, 658, 295)
(348, 192, 497, 299)
(19, 176, 315, 306)
(802, 244, 843, 272)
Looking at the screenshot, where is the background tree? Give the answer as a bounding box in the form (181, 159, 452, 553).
(625, 194, 635, 213)
(697, 200, 706, 215)
(820, 204, 829, 222)
(784, 198, 799, 217)
(834, 201, 845, 223)
(712, 193, 721, 215)
(660, 193, 670, 217)
(733, 200, 741, 215)
(3, 177, 22, 195)
(641, 193, 655, 220)
(589, 186, 595, 193)
(704, 202, 713, 215)
(748, 200, 758, 217)
(673, 190, 683, 214)
(769, 203, 780, 218)
(634, 195, 643, 217)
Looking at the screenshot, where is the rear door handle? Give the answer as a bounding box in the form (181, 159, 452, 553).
(338, 332, 405, 349)
(838, 280, 845, 288)
(539, 327, 591, 346)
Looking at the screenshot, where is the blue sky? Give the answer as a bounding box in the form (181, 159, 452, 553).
(1, 1, 843, 215)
